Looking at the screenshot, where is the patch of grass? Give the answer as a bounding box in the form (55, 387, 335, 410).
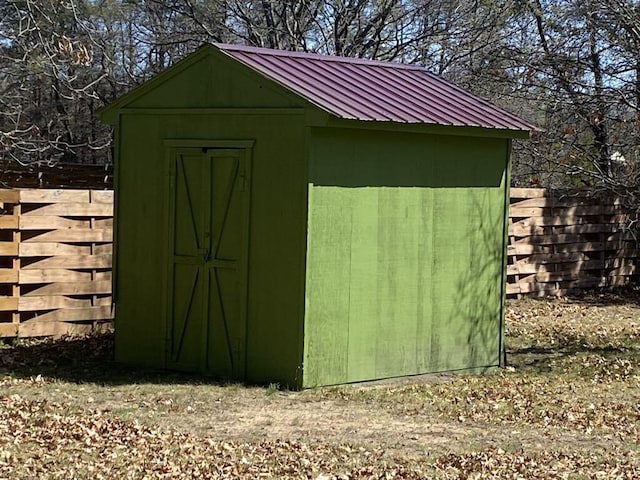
(266, 382, 281, 395)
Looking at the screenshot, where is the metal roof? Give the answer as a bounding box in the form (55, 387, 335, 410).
(214, 43, 534, 133)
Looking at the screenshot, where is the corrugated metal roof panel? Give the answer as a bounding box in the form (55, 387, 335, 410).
(214, 43, 534, 132)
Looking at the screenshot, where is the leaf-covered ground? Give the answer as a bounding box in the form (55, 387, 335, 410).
(1, 290, 639, 479)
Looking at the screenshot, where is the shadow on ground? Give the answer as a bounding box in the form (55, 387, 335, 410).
(528, 285, 640, 307)
(505, 330, 640, 374)
(0, 333, 227, 386)
(4, 330, 637, 385)
(3, 285, 639, 385)
(506, 345, 640, 373)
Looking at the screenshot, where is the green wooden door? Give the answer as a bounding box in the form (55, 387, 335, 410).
(167, 147, 250, 379)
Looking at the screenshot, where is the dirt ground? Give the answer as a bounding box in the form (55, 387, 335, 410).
(1, 290, 639, 478)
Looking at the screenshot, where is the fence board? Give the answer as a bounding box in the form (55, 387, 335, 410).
(513, 252, 585, 265)
(0, 215, 19, 228)
(19, 243, 92, 257)
(507, 244, 553, 255)
(510, 197, 599, 209)
(18, 322, 94, 338)
(513, 234, 588, 245)
(0, 269, 19, 282)
(22, 229, 112, 243)
(0, 324, 18, 337)
(22, 254, 112, 270)
(94, 271, 112, 281)
(510, 215, 614, 228)
(19, 216, 91, 230)
(509, 242, 608, 255)
(93, 244, 113, 255)
(94, 218, 113, 228)
(18, 296, 93, 311)
(23, 280, 111, 297)
(558, 224, 619, 234)
(508, 224, 545, 237)
(609, 266, 637, 276)
(607, 231, 636, 241)
(19, 269, 93, 284)
(510, 187, 547, 198)
(507, 259, 603, 276)
(510, 205, 624, 218)
(20, 189, 91, 203)
(90, 190, 114, 203)
(21, 203, 113, 217)
(93, 296, 113, 306)
(0, 190, 20, 202)
(23, 306, 112, 323)
(0, 297, 18, 311)
(0, 242, 18, 256)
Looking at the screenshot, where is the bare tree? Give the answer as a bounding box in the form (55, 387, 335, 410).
(0, 0, 111, 164)
(507, 0, 640, 188)
(0, 0, 229, 165)
(1, 0, 637, 184)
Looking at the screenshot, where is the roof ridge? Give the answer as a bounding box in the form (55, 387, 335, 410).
(212, 42, 425, 71)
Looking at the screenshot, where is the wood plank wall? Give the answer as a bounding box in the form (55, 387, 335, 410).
(0, 189, 113, 338)
(507, 187, 639, 297)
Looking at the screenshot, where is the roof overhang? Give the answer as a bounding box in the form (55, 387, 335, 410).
(319, 116, 532, 140)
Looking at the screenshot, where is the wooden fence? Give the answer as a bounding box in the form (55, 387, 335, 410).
(0, 186, 638, 337)
(0, 189, 113, 338)
(507, 187, 639, 297)
(0, 160, 113, 190)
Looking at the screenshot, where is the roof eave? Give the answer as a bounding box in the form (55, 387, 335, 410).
(322, 116, 533, 139)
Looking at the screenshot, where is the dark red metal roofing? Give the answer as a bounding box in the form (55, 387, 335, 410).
(214, 43, 534, 132)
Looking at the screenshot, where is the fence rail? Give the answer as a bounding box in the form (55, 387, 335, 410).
(0, 189, 113, 338)
(507, 187, 639, 297)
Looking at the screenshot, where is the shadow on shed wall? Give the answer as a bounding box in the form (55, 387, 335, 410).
(449, 190, 506, 371)
(308, 127, 505, 188)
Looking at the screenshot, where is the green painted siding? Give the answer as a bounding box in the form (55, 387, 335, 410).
(303, 128, 508, 387)
(114, 115, 167, 368)
(114, 112, 307, 387)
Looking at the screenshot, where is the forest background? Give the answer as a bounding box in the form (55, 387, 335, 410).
(1, 0, 639, 191)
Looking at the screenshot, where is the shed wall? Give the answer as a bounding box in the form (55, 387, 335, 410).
(115, 113, 307, 386)
(303, 128, 509, 387)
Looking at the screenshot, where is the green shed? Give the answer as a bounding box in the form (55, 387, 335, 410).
(100, 43, 532, 388)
